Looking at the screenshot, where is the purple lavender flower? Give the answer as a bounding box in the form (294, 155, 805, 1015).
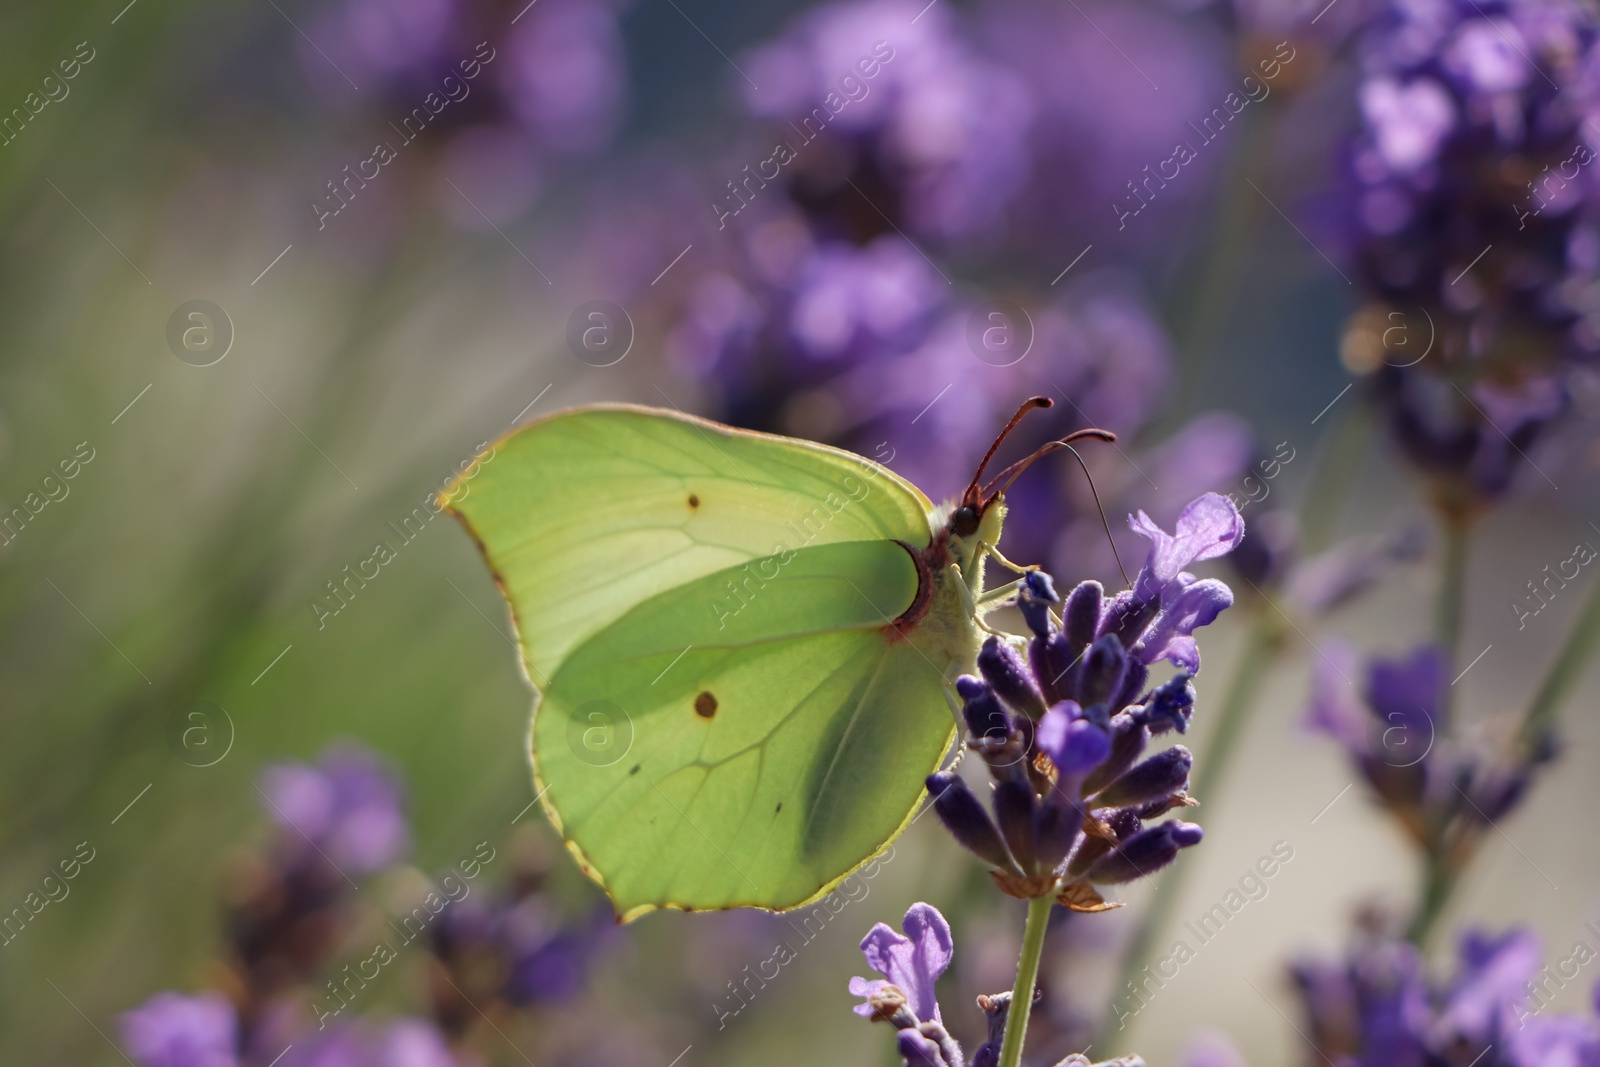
(1102, 492, 1245, 674)
(372, 1018, 458, 1067)
(275, 1017, 457, 1067)
(224, 744, 410, 1013)
(258, 744, 410, 875)
(1506, 1012, 1600, 1067)
(500, 0, 627, 155)
(1307, 639, 1548, 859)
(923, 493, 1237, 905)
(850, 902, 954, 1024)
(739, 0, 1034, 241)
(120, 993, 240, 1067)
(428, 860, 614, 1034)
(1332, 0, 1600, 503)
(1290, 924, 1600, 1067)
(1180, 1031, 1248, 1067)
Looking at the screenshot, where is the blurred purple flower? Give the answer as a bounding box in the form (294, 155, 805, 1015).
(1333, 0, 1600, 503)
(121, 992, 239, 1067)
(279, 1018, 457, 1067)
(1181, 1030, 1249, 1067)
(1435, 928, 1543, 1046)
(501, 0, 627, 155)
(1293, 925, 1600, 1067)
(429, 875, 614, 1028)
(258, 744, 410, 875)
(741, 0, 1034, 240)
(1307, 639, 1552, 867)
(373, 1019, 458, 1067)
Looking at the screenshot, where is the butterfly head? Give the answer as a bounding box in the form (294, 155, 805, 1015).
(944, 396, 1120, 578)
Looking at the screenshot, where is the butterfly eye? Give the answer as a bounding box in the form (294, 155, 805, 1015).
(951, 506, 981, 537)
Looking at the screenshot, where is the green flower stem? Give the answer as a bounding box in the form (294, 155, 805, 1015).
(1298, 403, 1372, 556)
(1518, 572, 1600, 754)
(998, 894, 1055, 1067)
(1407, 848, 1461, 946)
(1170, 104, 1274, 403)
(1435, 514, 1472, 670)
(1098, 607, 1284, 1046)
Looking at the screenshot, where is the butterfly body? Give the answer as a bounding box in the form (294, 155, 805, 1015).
(445, 404, 1028, 919)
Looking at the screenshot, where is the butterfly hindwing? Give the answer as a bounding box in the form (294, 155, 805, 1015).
(536, 540, 955, 916)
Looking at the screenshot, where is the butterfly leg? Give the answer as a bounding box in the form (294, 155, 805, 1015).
(979, 541, 1037, 577)
(950, 562, 1009, 637)
(976, 576, 1026, 607)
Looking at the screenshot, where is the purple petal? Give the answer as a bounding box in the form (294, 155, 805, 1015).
(1038, 702, 1109, 776)
(899, 902, 953, 1023)
(1129, 493, 1244, 602)
(898, 1029, 945, 1067)
(257, 764, 334, 839)
(1365, 645, 1446, 736)
(1439, 928, 1542, 1044)
(1306, 641, 1365, 751)
(1135, 578, 1235, 670)
(1171, 494, 1247, 566)
(859, 921, 912, 984)
(375, 1018, 457, 1067)
(1506, 1014, 1600, 1067)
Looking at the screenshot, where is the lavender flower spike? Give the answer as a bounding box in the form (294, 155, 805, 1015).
(850, 902, 954, 1025)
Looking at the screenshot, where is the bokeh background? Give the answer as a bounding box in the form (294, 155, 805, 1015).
(3, 0, 1600, 1063)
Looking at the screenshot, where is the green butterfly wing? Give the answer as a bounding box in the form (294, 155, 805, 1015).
(539, 540, 954, 917)
(445, 405, 962, 917)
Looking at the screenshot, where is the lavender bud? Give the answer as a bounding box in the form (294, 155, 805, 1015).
(1030, 631, 1077, 706)
(1135, 674, 1195, 735)
(1033, 794, 1084, 873)
(1095, 747, 1193, 809)
(1083, 820, 1200, 884)
(957, 675, 1011, 744)
(1062, 580, 1103, 657)
(992, 780, 1038, 875)
(1078, 635, 1129, 708)
(978, 637, 1047, 720)
(1113, 660, 1149, 712)
(899, 1028, 949, 1067)
(1105, 588, 1160, 648)
(1065, 832, 1112, 879)
(926, 773, 1016, 873)
(1038, 702, 1112, 777)
(918, 1020, 966, 1067)
(1018, 571, 1060, 638)
(1082, 714, 1150, 796)
(1464, 764, 1530, 824)
(971, 992, 1012, 1067)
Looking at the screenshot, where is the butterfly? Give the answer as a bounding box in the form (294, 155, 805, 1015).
(443, 398, 1113, 920)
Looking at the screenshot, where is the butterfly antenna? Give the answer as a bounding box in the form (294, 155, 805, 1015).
(964, 397, 1054, 508)
(1062, 442, 1132, 590)
(981, 427, 1116, 501)
(979, 427, 1131, 588)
